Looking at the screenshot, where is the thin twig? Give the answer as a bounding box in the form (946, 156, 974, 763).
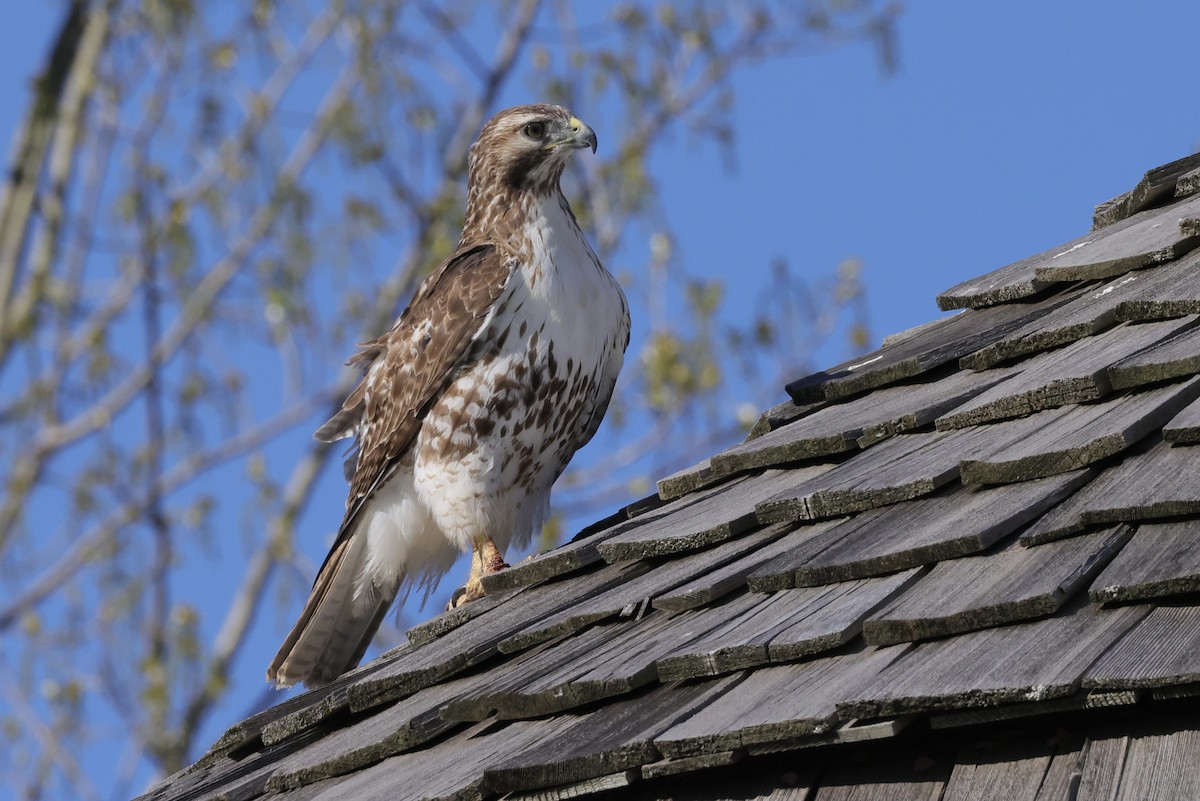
(32, 61, 349, 451)
(0, 669, 103, 801)
(173, 2, 345, 204)
(0, 393, 326, 631)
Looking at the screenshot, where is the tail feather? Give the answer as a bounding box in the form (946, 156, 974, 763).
(267, 533, 395, 688)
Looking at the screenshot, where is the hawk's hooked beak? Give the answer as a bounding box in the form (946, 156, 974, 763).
(553, 116, 598, 154)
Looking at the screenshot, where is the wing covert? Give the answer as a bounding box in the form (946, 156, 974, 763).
(323, 243, 516, 541)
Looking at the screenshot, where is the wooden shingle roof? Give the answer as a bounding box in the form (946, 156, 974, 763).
(142, 153, 1200, 801)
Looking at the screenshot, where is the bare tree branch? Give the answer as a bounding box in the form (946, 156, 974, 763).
(0, 0, 88, 342)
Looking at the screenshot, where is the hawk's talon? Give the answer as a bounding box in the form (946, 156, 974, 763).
(450, 576, 486, 608)
(446, 585, 468, 611)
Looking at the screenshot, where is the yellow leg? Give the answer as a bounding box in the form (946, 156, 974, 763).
(480, 537, 508, 575)
(449, 537, 510, 609)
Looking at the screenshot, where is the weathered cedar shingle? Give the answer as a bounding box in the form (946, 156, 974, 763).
(654, 570, 918, 681)
(710, 366, 1014, 477)
(265, 677, 471, 791)
(935, 252, 1059, 311)
(957, 272, 1142, 370)
(497, 523, 798, 654)
(1179, 164, 1200, 197)
(754, 427, 992, 524)
(1075, 722, 1200, 801)
(290, 719, 550, 801)
(1113, 247, 1200, 322)
(651, 521, 809, 612)
(1016, 494, 1092, 545)
(936, 317, 1197, 429)
(1165, 397, 1200, 443)
(959, 376, 1200, 485)
(599, 468, 834, 562)
(1089, 520, 1200, 603)
(941, 736, 1076, 801)
(940, 191, 1200, 310)
(653, 647, 903, 759)
(864, 527, 1131, 645)
(751, 471, 1089, 591)
(1107, 318, 1200, 389)
(347, 558, 651, 713)
(656, 457, 718, 502)
(786, 291, 1073, 402)
(484, 678, 739, 795)
(443, 614, 711, 721)
(405, 588, 518, 645)
(1091, 152, 1200, 229)
(1083, 606, 1200, 691)
(836, 601, 1149, 719)
(1020, 438, 1200, 546)
(812, 748, 951, 801)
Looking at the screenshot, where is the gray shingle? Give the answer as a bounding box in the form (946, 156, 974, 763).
(941, 737, 1076, 801)
(1091, 152, 1200, 229)
(497, 523, 799, 654)
(1108, 319, 1200, 389)
(484, 678, 738, 795)
(714, 366, 1015, 477)
(786, 292, 1072, 402)
(1084, 606, 1200, 690)
(837, 601, 1148, 719)
(599, 468, 833, 562)
(1076, 722, 1200, 801)
(654, 570, 918, 680)
(937, 317, 1196, 429)
(958, 273, 1141, 370)
(864, 527, 1130, 645)
(653, 647, 903, 759)
(1090, 520, 1200, 603)
(1165, 397, 1200, 443)
(651, 521, 807, 612)
(1020, 438, 1200, 546)
(443, 613, 707, 721)
(959, 376, 1200, 485)
(941, 190, 1200, 310)
(755, 427, 988, 523)
(1114, 248, 1200, 321)
(265, 677, 471, 791)
(752, 471, 1089, 590)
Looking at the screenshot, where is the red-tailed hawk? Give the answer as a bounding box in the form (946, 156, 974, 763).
(268, 105, 630, 688)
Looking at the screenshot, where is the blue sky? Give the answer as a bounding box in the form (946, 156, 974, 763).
(669, 2, 1200, 352)
(6, 4, 1198, 364)
(3, 1, 1200, 796)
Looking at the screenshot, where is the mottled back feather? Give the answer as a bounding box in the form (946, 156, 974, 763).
(318, 243, 516, 553)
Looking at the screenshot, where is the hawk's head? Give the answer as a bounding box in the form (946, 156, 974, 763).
(468, 104, 597, 197)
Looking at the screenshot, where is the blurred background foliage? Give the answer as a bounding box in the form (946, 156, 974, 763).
(0, 0, 890, 796)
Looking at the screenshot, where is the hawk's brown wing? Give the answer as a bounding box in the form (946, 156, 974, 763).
(270, 243, 517, 686)
(318, 242, 516, 544)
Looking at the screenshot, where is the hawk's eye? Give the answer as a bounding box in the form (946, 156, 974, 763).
(522, 121, 546, 140)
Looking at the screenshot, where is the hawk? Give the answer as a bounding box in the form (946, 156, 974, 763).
(268, 105, 630, 688)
